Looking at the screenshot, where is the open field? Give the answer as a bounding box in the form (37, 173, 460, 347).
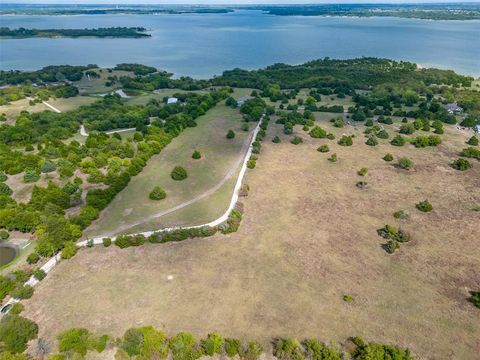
(84, 101, 250, 238)
(23, 118, 480, 359)
(73, 69, 133, 95)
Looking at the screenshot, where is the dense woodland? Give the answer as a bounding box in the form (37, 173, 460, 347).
(0, 27, 150, 39)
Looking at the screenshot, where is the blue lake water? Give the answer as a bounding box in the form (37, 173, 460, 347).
(0, 10, 479, 77)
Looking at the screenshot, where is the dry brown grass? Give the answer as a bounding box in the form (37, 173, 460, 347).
(22, 120, 480, 359)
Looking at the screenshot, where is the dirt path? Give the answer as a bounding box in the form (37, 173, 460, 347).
(26, 97, 62, 113)
(101, 123, 258, 237)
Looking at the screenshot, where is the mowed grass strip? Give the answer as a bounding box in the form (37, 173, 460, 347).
(23, 118, 480, 359)
(84, 103, 249, 237)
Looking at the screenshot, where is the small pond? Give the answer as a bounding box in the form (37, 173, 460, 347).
(0, 245, 18, 266)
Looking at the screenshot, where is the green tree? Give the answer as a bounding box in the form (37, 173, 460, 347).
(226, 130, 235, 139)
(149, 186, 166, 200)
(0, 314, 38, 353)
(171, 166, 188, 181)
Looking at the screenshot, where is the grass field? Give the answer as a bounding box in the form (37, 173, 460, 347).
(22, 117, 480, 359)
(84, 100, 250, 238)
(74, 69, 133, 95)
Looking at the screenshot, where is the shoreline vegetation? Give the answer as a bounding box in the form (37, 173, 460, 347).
(0, 27, 151, 39)
(0, 4, 480, 20)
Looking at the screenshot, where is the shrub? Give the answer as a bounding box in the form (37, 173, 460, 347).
(272, 136, 281, 143)
(102, 238, 112, 247)
(170, 332, 202, 360)
(390, 135, 406, 146)
(399, 123, 415, 135)
(171, 166, 188, 181)
(328, 153, 337, 162)
(291, 136, 303, 145)
(243, 341, 263, 360)
(376, 129, 389, 139)
(333, 118, 345, 128)
(343, 294, 354, 302)
(337, 135, 353, 146)
(326, 133, 335, 140)
(309, 126, 327, 138)
(383, 240, 400, 254)
(23, 169, 40, 183)
(383, 153, 394, 162)
(451, 158, 472, 171)
(317, 144, 329, 153)
(460, 147, 480, 160)
(115, 234, 146, 249)
(0, 172, 7, 182)
(61, 241, 78, 259)
(0, 230, 9, 240)
(0, 314, 38, 353)
(416, 199, 433, 212)
(192, 150, 201, 159)
(397, 157, 414, 170)
(467, 135, 479, 146)
(303, 339, 341, 360)
(469, 291, 480, 309)
(26, 253, 40, 264)
(247, 159, 256, 169)
(274, 338, 304, 360)
(149, 186, 167, 200)
(377, 225, 410, 243)
(0, 183, 13, 196)
(40, 161, 56, 173)
(365, 136, 378, 146)
(356, 181, 368, 189)
(201, 332, 225, 356)
(33, 269, 46, 281)
(225, 338, 242, 357)
(58, 328, 97, 356)
(358, 168, 368, 176)
(121, 326, 168, 358)
(242, 123, 249, 132)
(393, 210, 409, 219)
(365, 119, 373, 127)
(8, 302, 24, 315)
(226, 130, 235, 139)
(11, 285, 34, 300)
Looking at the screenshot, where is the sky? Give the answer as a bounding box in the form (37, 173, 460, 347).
(3, 0, 479, 4)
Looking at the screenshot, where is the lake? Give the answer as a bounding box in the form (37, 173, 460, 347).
(0, 10, 479, 77)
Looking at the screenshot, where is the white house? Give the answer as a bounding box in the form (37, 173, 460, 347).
(167, 97, 178, 105)
(443, 103, 463, 114)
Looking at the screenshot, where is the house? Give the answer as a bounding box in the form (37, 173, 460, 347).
(443, 103, 463, 114)
(236, 95, 253, 106)
(167, 97, 178, 105)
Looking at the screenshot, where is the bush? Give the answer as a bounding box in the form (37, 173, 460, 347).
(0, 314, 38, 353)
(192, 150, 201, 159)
(272, 136, 281, 143)
(467, 135, 479, 146)
(33, 269, 46, 281)
(376, 129, 389, 139)
(303, 339, 341, 360)
(58, 328, 97, 356)
(11, 285, 34, 300)
(390, 135, 406, 146)
(40, 161, 56, 173)
(460, 147, 480, 160)
(317, 144, 329, 153)
(343, 294, 354, 302)
(365, 119, 374, 127)
(226, 129, 235, 139)
(171, 166, 188, 181)
(242, 123, 249, 132)
(333, 118, 345, 128)
(170, 332, 202, 360)
(309, 126, 327, 139)
(26, 252, 40, 264)
(393, 210, 409, 219)
(61, 241, 78, 259)
(0, 230, 9, 240)
(0, 172, 7, 182)
(0, 183, 13, 196)
(416, 199, 433, 212)
(383, 153, 394, 162)
(377, 225, 410, 243)
(356, 181, 368, 189)
(451, 158, 472, 171)
(247, 159, 256, 169)
(225, 338, 242, 357)
(397, 157, 414, 170)
(326, 133, 335, 140)
(291, 136, 303, 145)
(102, 238, 112, 247)
(469, 291, 480, 309)
(383, 240, 400, 254)
(365, 136, 378, 146)
(115, 234, 146, 249)
(358, 167, 368, 176)
(8, 303, 24, 315)
(121, 326, 168, 358)
(243, 341, 263, 360)
(23, 169, 40, 183)
(337, 135, 353, 146)
(149, 186, 167, 200)
(328, 153, 337, 162)
(274, 338, 304, 360)
(201, 332, 224, 356)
